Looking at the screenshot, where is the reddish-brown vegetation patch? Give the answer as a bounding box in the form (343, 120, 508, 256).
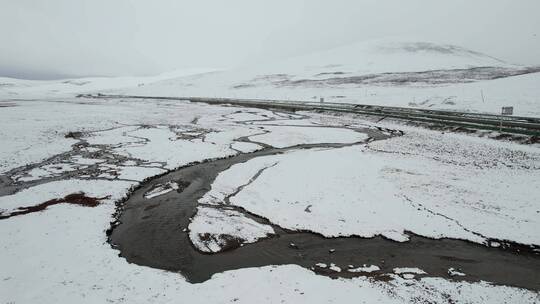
(0, 192, 109, 220)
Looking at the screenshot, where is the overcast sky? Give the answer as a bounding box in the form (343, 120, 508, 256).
(1, 0, 539, 79)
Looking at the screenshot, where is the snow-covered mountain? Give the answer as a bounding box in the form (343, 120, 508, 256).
(2, 38, 539, 116)
(120, 38, 539, 116)
(0, 68, 217, 99)
(258, 38, 511, 75)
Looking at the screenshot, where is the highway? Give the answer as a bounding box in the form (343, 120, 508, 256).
(81, 94, 540, 136)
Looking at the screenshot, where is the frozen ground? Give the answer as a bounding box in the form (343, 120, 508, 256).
(0, 96, 538, 303)
(189, 206, 275, 253)
(2, 35, 540, 301)
(199, 130, 540, 245)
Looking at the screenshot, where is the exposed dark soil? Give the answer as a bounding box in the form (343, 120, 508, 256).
(274, 66, 540, 87)
(0, 192, 108, 219)
(64, 131, 84, 139)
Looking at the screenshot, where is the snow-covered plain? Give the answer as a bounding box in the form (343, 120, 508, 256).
(249, 125, 368, 148)
(2, 35, 540, 302)
(1, 96, 539, 303)
(2, 193, 537, 303)
(199, 131, 540, 245)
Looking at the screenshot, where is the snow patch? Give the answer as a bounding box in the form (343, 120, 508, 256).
(188, 206, 274, 253)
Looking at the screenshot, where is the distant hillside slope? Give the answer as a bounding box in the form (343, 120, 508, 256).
(262, 38, 512, 75)
(0, 68, 217, 99)
(121, 38, 539, 116)
(2, 38, 539, 116)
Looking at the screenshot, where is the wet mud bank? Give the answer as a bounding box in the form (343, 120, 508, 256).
(109, 134, 540, 290)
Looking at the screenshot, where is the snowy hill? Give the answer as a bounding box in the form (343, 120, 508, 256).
(259, 38, 511, 75)
(2, 38, 539, 116)
(119, 38, 540, 116)
(0, 68, 217, 99)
